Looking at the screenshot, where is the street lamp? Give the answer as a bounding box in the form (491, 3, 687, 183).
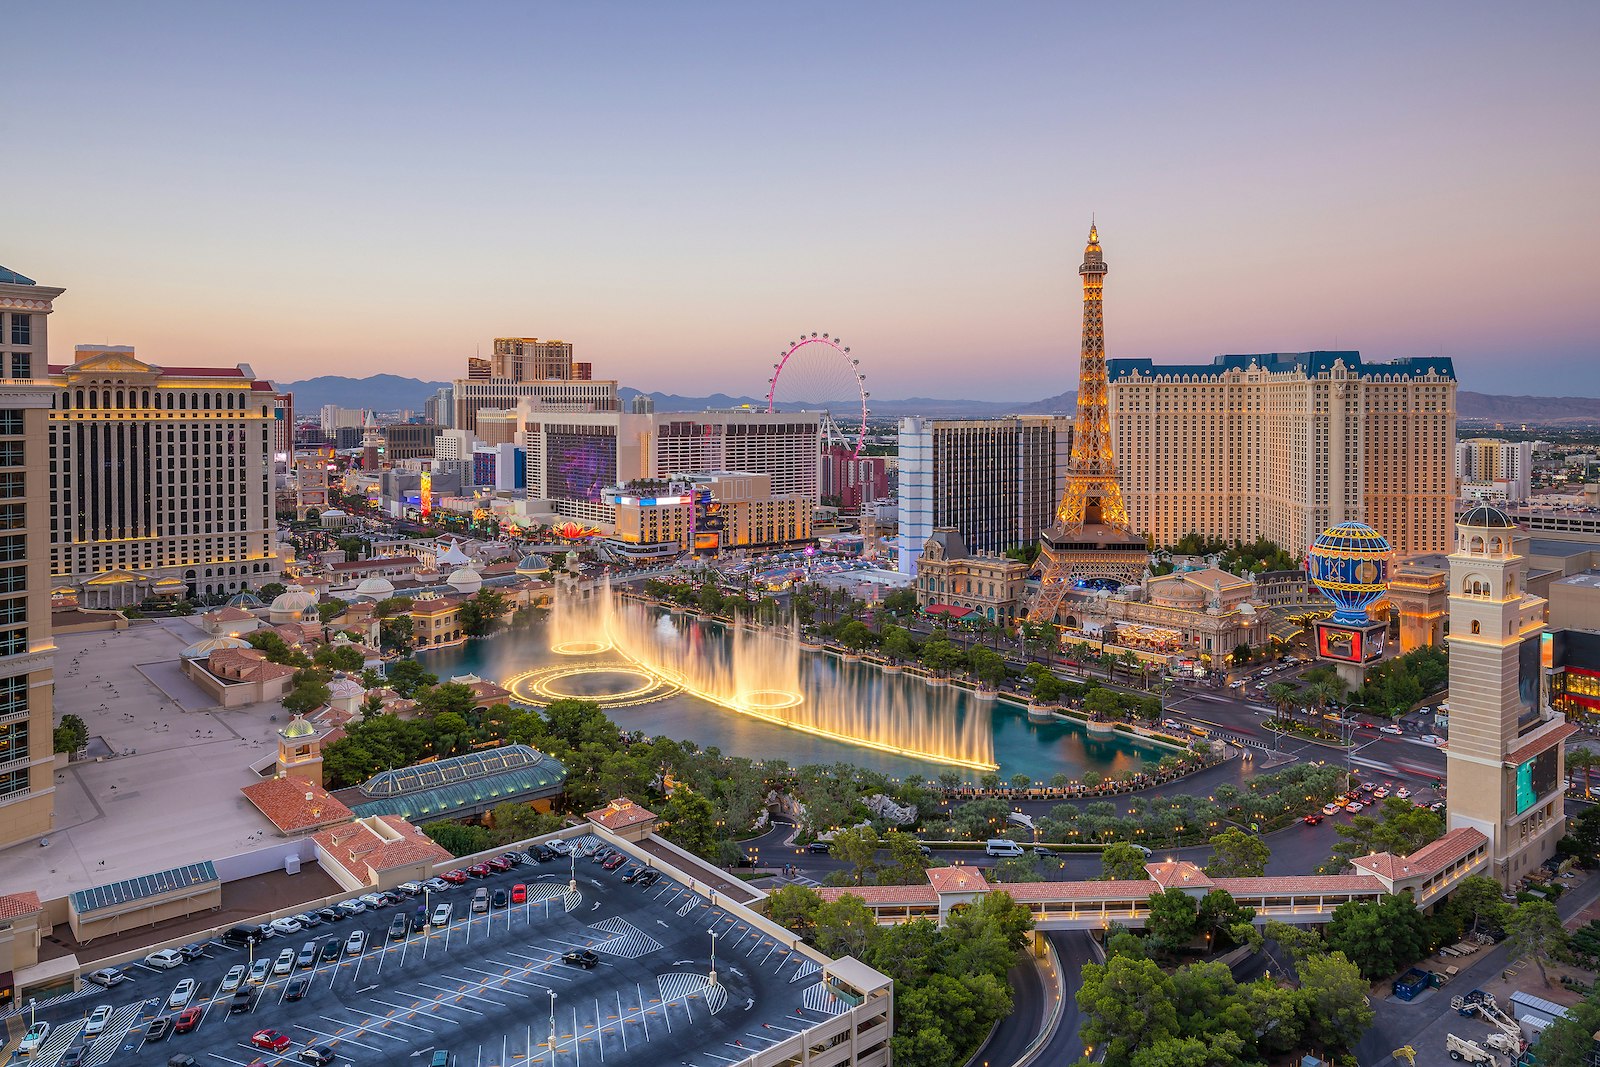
(548, 989, 558, 1061)
(569, 849, 577, 895)
(708, 928, 719, 987)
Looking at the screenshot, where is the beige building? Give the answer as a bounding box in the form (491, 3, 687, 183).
(453, 337, 617, 433)
(607, 472, 813, 552)
(1549, 571, 1600, 632)
(1388, 553, 1450, 651)
(913, 528, 1029, 626)
(1445, 505, 1570, 887)
(0, 267, 60, 849)
(1068, 567, 1273, 665)
(1108, 351, 1457, 556)
(47, 346, 283, 604)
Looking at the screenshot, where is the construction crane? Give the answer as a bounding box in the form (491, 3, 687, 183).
(1452, 992, 1528, 1056)
(1392, 1046, 1417, 1066)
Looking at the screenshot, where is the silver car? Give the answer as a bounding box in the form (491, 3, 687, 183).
(220, 964, 247, 994)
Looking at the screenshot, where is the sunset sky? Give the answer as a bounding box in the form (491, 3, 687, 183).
(8, 3, 1598, 398)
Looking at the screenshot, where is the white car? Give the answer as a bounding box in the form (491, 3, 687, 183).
(19, 1021, 49, 1055)
(144, 948, 185, 969)
(1422, 734, 1444, 746)
(273, 948, 296, 976)
(1379, 724, 1403, 735)
(83, 1004, 114, 1036)
(1396, 787, 1412, 799)
(344, 930, 366, 956)
(220, 964, 247, 994)
(396, 881, 424, 896)
(546, 838, 572, 856)
(168, 978, 197, 1009)
(269, 916, 304, 936)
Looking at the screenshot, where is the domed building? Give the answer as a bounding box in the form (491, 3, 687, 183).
(353, 576, 396, 601)
(269, 584, 321, 624)
(227, 590, 265, 610)
(179, 635, 252, 660)
(319, 508, 351, 530)
(446, 567, 483, 595)
(327, 673, 368, 717)
(515, 554, 551, 577)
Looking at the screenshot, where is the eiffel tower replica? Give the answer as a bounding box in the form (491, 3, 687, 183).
(1029, 223, 1149, 623)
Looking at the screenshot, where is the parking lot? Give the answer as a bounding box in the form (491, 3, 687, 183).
(12, 835, 849, 1067)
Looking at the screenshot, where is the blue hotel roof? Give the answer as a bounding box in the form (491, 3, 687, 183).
(1107, 351, 1456, 382)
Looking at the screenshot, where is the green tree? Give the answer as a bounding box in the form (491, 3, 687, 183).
(836, 620, 876, 652)
(313, 643, 365, 673)
(488, 802, 562, 845)
(316, 597, 349, 623)
(1145, 888, 1199, 954)
(992, 855, 1044, 883)
(1240, 976, 1307, 1055)
(812, 893, 879, 961)
(421, 820, 492, 856)
(386, 659, 438, 697)
(1506, 899, 1568, 987)
(1325, 893, 1429, 980)
(1196, 889, 1256, 949)
(1101, 841, 1150, 881)
(881, 587, 919, 617)
(1533, 985, 1600, 1067)
(828, 825, 881, 885)
(1568, 747, 1600, 798)
(880, 624, 916, 664)
(1263, 680, 1301, 728)
(282, 670, 332, 714)
(458, 588, 509, 637)
(1443, 875, 1511, 938)
(1076, 955, 1180, 1067)
(417, 681, 479, 719)
(1297, 950, 1375, 1050)
(1130, 1034, 1247, 1067)
(1205, 827, 1269, 878)
(766, 884, 822, 938)
(659, 790, 719, 858)
(53, 713, 89, 754)
(919, 638, 967, 674)
(1570, 804, 1600, 862)
(881, 830, 931, 885)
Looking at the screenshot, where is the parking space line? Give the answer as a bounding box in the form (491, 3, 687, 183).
(416, 980, 505, 1008)
(292, 1022, 385, 1051)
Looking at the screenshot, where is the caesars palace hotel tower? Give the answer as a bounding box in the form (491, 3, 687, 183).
(1445, 504, 1571, 886)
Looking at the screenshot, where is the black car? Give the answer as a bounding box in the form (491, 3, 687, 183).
(317, 907, 345, 923)
(230, 989, 257, 1013)
(285, 976, 311, 1001)
(319, 938, 342, 963)
(521, 851, 542, 865)
(491, 889, 508, 909)
(178, 942, 208, 961)
(377, 891, 402, 907)
(637, 870, 661, 887)
(805, 841, 831, 854)
(145, 1016, 173, 1041)
(299, 1046, 337, 1066)
(297, 911, 324, 928)
(590, 847, 613, 864)
(58, 1048, 86, 1067)
(167, 1057, 199, 1067)
(222, 925, 263, 947)
(621, 866, 644, 883)
(535, 845, 556, 862)
(389, 914, 410, 940)
(562, 950, 599, 969)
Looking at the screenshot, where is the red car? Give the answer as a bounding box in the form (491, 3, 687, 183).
(603, 853, 627, 870)
(441, 869, 469, 885)
(511, 883, 527, 904)
(487, 856, 513, 873)
(1302, 813, 1324, 825)
(174, 1006, 204, 1034)
(466, 863, 492, 878)
(252, 1029, 292, 1052)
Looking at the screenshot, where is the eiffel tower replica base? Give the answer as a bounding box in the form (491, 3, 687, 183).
(1029, 522, 1149, 623)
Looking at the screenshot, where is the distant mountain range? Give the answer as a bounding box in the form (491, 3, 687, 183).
(277, 374, 1598, 425)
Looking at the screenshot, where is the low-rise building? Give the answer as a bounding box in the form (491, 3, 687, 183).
(409, 592, 464, 648)
(606, 471, 812, 553)
(912, 528, 1029, 626)
(1388, 553, 1450, 651)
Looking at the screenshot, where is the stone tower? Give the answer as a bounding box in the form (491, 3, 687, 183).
(276, 713, 325, 784)
(1445, 505, 1570, 887)
(1031, 223, 1147, 622)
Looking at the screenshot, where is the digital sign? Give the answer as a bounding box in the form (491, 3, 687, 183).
(1516, 747, 1560, 814)
(1316, 620, 1386, 664)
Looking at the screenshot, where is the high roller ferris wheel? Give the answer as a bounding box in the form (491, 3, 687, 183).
(765, 332, 870, 457)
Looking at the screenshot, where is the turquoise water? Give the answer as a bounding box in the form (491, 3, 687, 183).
(418, 621, 1169, 782)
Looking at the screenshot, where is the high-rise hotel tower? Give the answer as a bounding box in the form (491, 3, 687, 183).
(1107, 351, 1457, 555)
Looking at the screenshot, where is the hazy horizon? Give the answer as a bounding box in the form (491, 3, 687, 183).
(8, 3, 1598, 399)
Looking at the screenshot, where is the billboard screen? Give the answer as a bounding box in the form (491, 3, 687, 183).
(545, 428, 617, 504)
(1518, 632, 1542, 722)
(1516, 747, 1560, 814)
(1316, 621, 1385, 663)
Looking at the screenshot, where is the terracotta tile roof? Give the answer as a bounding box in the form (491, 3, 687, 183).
(330, 556, 420, 573)
(813, 885, 940, 905)
(0, 890, 42, 919)
(1212, 875, 1385, 895)
(1002, 879, 1159, 902)
(313, 815, 451, 884)
(240, 776, 354, 833)
(1144, 860, 1213, 889)
(1351, 827, 1489, 883)
(586, 797, 657, 831)
(1506, 723, 1578, 767)
(927, 866, 989, 894)
(410, 597, 461, 616)
(203, 606, 256, 622)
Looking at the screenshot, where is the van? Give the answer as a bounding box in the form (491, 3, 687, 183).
(985, 839, 1024, 858)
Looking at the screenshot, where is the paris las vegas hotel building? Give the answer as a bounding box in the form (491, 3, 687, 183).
(1107, 351, 1458, 556)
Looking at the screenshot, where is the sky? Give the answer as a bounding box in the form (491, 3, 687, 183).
(7, 3, 1600, 400)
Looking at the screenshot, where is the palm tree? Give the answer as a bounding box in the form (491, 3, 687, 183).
(1264, 681, 1300, 733)
(1569, 747, 1599, 798)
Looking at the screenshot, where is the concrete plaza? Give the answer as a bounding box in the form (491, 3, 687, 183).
(0, 618, 302, 903)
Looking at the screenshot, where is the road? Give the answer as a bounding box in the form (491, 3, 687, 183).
(978, 951, 1048, 1067)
